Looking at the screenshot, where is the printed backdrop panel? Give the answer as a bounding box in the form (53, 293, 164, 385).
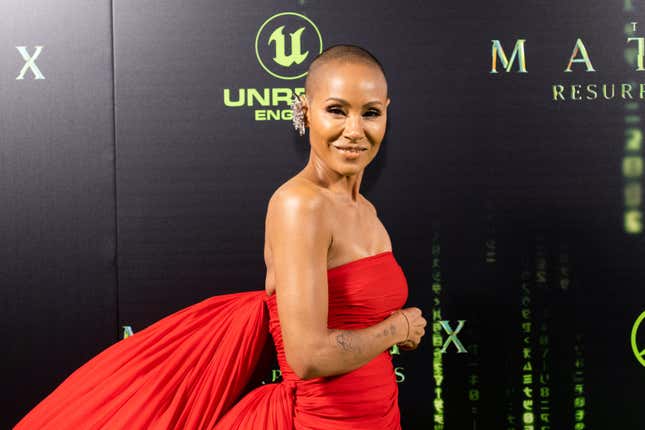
(1, 1, 116, 428)
(4, 0, 643, 428)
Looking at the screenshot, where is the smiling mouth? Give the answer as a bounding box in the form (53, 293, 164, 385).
(333, 146, 368, 153)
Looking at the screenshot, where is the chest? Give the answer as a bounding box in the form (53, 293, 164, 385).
(325, 204, 391, 267)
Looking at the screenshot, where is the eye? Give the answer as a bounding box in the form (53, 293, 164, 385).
(326, 106, 346, 116)
(325, 106, 381, 117)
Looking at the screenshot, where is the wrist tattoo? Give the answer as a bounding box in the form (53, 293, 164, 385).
(376, 327, 389, 338)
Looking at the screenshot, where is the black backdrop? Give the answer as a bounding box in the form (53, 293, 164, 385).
(3, 0, 643, 428)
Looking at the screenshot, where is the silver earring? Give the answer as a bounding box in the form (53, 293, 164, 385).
(291, 95, 306, 136)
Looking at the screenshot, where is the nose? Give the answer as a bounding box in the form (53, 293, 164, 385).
(343, 114, 365, 141)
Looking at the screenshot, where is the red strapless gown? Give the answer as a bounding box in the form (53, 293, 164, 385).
(13, 251, 408, 430)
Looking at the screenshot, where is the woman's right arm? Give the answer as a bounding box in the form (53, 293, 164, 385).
(266, 186, 421, 380)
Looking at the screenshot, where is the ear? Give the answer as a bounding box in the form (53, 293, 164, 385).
(385, 97, 391, 108)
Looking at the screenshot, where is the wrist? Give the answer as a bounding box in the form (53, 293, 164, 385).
(391, 310, 410, 344)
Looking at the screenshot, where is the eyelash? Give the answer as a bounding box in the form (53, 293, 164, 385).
(327, 107, 381, 117)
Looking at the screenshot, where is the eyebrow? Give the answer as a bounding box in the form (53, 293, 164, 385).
(324, 97, 383, 107)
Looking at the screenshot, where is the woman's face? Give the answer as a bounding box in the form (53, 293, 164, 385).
(303, 60, 390, 177)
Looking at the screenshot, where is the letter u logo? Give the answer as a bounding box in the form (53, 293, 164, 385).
(255, 12, 323, 80)
(269, 25, 308, 67)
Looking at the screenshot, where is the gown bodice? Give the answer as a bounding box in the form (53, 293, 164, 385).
(263, 250, 408, 429)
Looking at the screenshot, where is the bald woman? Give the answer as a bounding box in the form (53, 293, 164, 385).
(264, 45, 427, 381)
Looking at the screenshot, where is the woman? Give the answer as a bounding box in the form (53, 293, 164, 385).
(13, 44, 427, 430)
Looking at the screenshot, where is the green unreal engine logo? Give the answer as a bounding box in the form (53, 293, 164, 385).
(255, 12, 323, 80)
(224, 12, 323, 121)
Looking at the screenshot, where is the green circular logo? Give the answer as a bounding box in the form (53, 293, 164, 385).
(255, 12, 323, 80)
(631, 310, 645, 367)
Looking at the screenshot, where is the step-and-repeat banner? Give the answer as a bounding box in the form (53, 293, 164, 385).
(3, 0, 643, 428)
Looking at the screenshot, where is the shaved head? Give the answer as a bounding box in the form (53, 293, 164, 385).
(304, 44, 387, 102)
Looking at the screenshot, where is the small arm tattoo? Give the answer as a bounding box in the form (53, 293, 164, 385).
(333, 330, 362, 354)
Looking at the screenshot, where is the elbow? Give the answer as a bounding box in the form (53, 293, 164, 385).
(288, 356, 317, 380)
(291, 364, 308, 380)
(286, 347, 322, 380)
(293, 362, 319, 380)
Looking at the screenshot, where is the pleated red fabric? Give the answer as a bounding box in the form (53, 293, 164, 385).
(13, 250, 408, 430)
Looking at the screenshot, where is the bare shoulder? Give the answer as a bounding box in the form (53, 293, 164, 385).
(268, 177, 328, 213)
(265, 177, 332, 243)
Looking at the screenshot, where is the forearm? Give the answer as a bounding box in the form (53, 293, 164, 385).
(302, 312, 405, 379)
